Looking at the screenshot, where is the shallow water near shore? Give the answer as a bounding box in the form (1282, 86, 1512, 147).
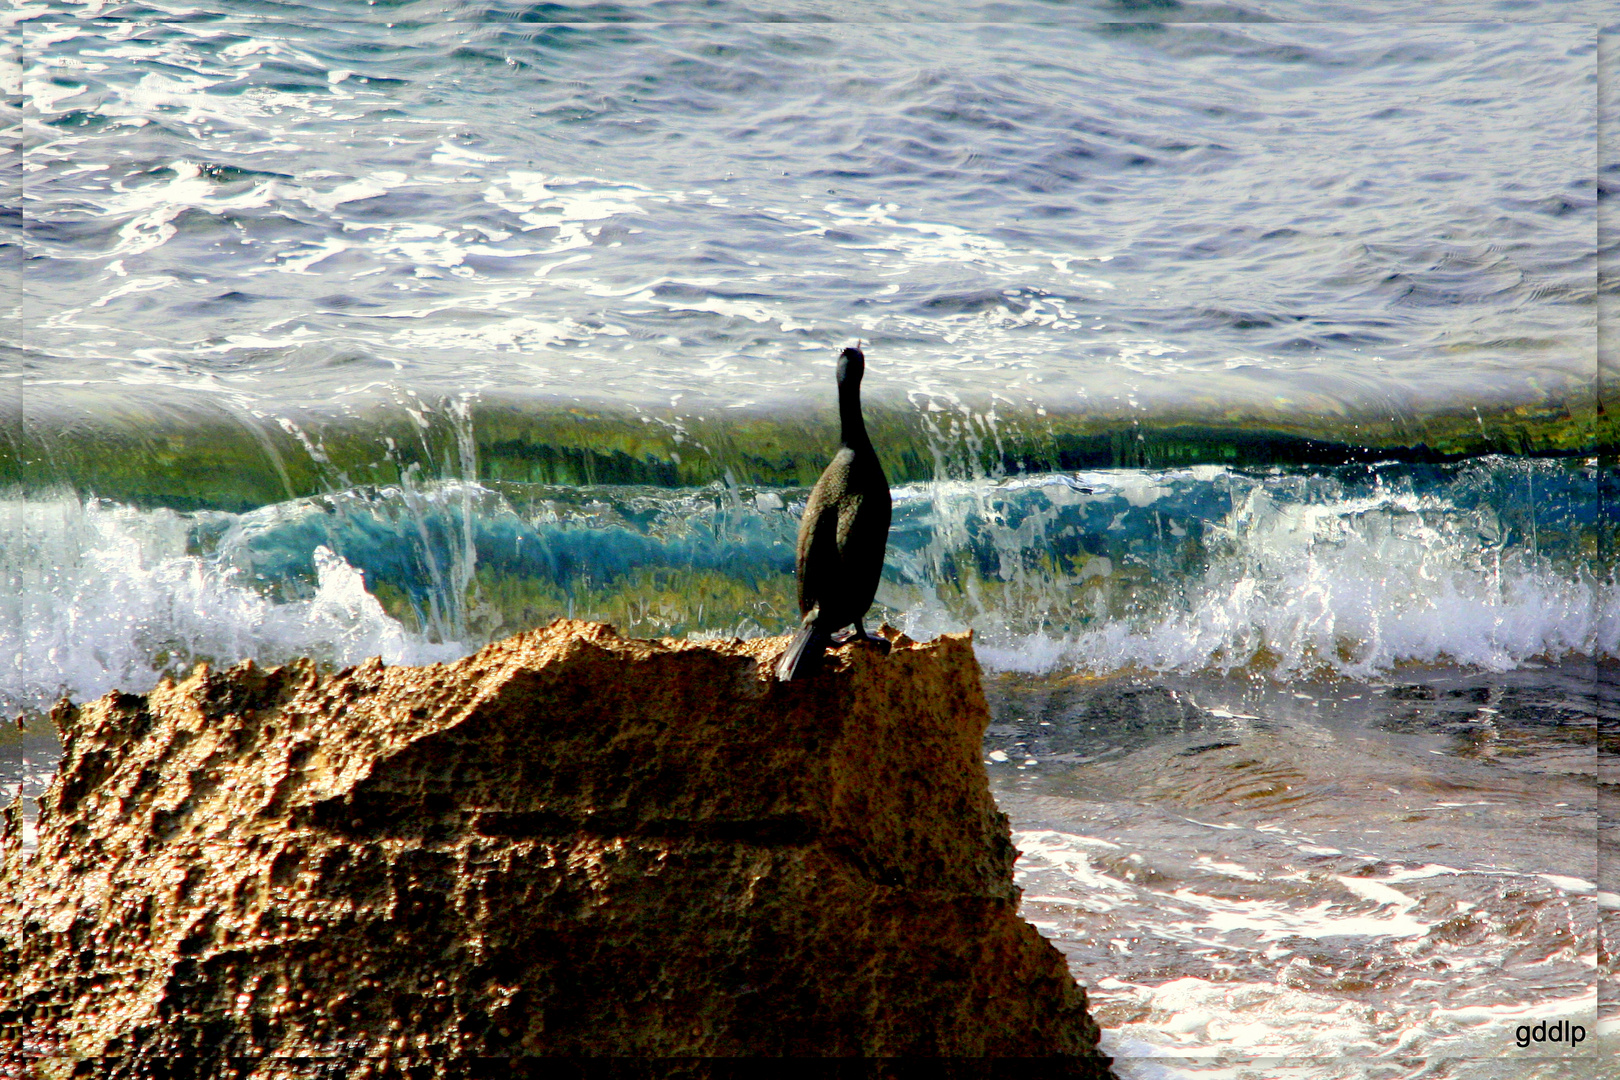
(984, 664, 1611, 1077)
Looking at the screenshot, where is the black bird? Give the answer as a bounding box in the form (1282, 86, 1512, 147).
(776, 346, 892, 681)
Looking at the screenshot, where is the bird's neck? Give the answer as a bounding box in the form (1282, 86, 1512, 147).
(838, 380, 872, 452)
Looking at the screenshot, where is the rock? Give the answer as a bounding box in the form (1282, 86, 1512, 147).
(0, 621, 1111, 1077)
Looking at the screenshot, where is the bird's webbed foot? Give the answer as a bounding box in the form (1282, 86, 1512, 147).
(831, 622, 891, 654)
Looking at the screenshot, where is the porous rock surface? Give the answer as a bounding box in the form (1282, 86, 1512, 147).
(1, 620, 1110, 1077)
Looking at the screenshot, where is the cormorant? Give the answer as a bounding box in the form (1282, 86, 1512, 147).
(776, 345, 892, 681)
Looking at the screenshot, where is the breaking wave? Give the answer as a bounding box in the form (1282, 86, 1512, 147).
(1, 456, 1612, 713)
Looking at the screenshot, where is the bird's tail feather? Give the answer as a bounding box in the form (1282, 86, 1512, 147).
(776, 624, 831, 682)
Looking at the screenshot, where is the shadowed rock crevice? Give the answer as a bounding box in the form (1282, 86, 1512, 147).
(1, 620, 1110, 1077)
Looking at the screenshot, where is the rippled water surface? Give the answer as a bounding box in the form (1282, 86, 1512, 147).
(12, 2, 1599, 426)
(5, 2, 1616, 1075)
(985, 665, 1609, 1076)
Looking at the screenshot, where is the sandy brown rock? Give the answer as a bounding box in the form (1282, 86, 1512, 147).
(1, 621, 1110, 1077)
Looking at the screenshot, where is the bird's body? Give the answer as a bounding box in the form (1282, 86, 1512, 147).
(776, 347, 892, 682)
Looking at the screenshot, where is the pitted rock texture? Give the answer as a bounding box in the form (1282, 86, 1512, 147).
(1, 620, 1110, 1077)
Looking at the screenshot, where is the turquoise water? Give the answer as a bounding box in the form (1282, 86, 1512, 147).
(2, 456, 1614, 712)
(3, 2, 1615, 1074)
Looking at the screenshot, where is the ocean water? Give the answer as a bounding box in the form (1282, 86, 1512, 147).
(4, 2, 1617, 1074)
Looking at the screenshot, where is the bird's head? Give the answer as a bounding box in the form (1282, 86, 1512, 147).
(836, 345, 865, 388)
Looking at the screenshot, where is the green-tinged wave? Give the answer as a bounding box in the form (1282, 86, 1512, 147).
(3, 392, 1611, 512)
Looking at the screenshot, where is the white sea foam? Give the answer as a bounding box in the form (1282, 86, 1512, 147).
(1013, 830, 1140, 914)
(82, 159, 280, 259)
(484, 171, 651, 252)
(1103, 976, 1389, 1059)
(1012, 828, 1588, 951)
(1164, 884, 1431, 941)
(0, 497, 464, 712)
(783, 199, 1117, 291)
(1194, 857, 1262, 882)
(913, 465, 1618, 678)
(1099, 978, 1597, 1073)
(1536, 874, 1595, 894)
